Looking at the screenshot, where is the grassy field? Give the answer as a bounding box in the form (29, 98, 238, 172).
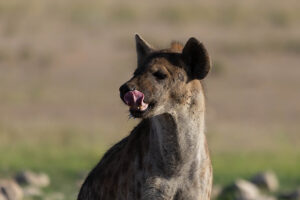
(1, 140, 299, 199)
(0, 126, 299, 199)
(1, 142, 299, 199)
(0, 0, 299, 199)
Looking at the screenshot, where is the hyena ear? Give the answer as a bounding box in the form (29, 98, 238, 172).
(182, 37, 211, 80)
(135, 34, 153, 66)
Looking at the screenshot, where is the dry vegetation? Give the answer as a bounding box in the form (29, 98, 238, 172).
(0, 0, 299, 199)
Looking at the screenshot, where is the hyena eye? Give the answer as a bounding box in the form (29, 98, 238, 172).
(153, 71, 167, 80)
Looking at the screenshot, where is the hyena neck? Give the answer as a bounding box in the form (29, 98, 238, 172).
(148, 90, 208, 173)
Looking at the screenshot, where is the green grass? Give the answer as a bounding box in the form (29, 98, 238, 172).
(0, 143, 104, 200)
(213, 151, 300, 189)
(0, 137, 299, 200)
(0, 126, 108, 200)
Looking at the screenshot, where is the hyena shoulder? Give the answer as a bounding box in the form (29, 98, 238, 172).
(78, 119, 151, 199)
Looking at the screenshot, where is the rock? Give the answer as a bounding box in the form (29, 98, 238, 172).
(211, 185, 222, 199)
(279, 188, 300, 200)
(0, 179, 23, 200)
(44, 192, 65, 200)
(76, 179, 84, 188)
(218, 178, 277, 200)
(255, 195, 277, 200)
(23, 186, 43, 197)
(251, 171, 279, 192)
(15, 170, 50, 187)
(0, 193, 6, 200)
(218, 179, 261, 200)
(233, 179, 260, 200)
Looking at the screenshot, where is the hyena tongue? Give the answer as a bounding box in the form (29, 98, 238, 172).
(124, 90, 148, 111)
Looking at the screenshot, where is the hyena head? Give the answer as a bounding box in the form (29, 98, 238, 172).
(119, 34, 211, 118)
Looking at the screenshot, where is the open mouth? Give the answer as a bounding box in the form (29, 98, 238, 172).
(123, 90, 154, 118)
(129, 102, 155, 118)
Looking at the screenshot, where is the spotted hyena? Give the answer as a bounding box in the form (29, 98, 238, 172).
(78, 34, 212, 200)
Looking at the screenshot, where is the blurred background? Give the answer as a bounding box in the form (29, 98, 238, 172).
(0, 0, 299, 199)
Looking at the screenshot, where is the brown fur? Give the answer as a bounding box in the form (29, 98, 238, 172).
(78, 35, 212, 200)
(170, 41, 184, 52)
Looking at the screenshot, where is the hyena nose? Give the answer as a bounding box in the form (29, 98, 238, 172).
(119, 83, 134, 100)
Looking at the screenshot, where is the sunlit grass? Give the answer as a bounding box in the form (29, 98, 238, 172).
(0, 128, 299, 200)
(0, 141, 105, 200)
(213, 151, 300, 189)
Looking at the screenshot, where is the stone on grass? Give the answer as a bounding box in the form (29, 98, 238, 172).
(76, 179, 85, 188)
(279, 188, 300, 200)
(0, 193, 6, 200)
(233, 179, 260, 200)
(218, 179, 260, 200)
(255, 195, 277, 200)
(15, 170, 50, 187)
(251, 171, 279, 192)
(22, 186, 43, 197)
(211, 185, 222, 199)
(44, 192, 65, 200)
(0, 179, 23, 200)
